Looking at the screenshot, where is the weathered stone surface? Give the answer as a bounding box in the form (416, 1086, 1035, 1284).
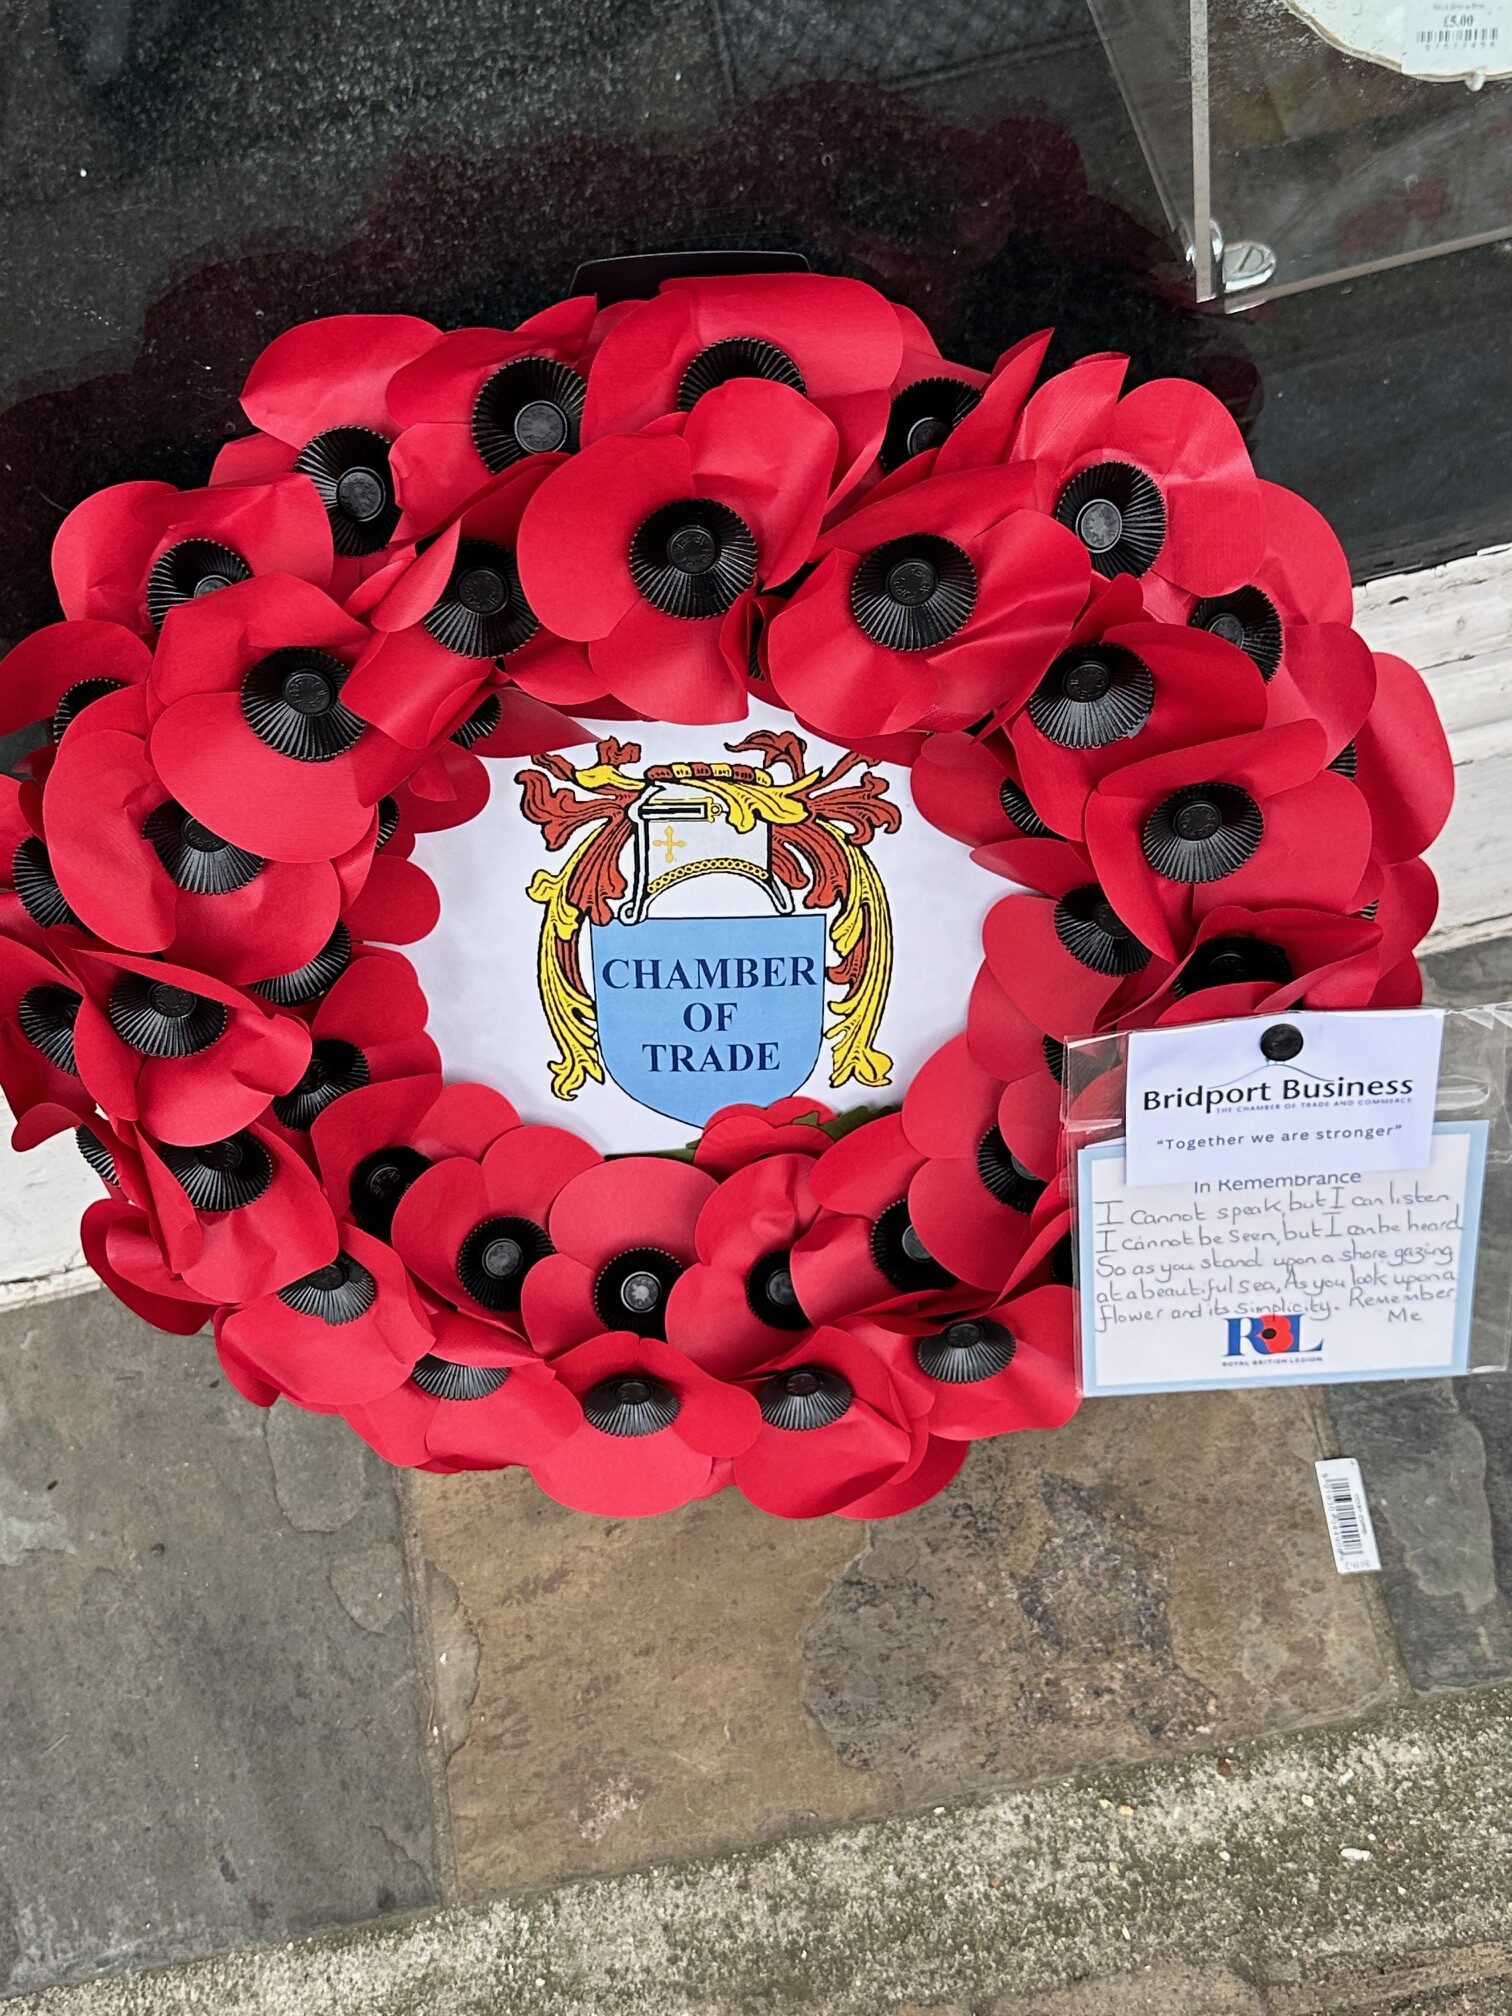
(802, 1390, 1398, 1801)
(979, 1965, 1266, 2015)
(1325, 1375, 1512, 1691)
(414, 1468, 871, 1893)
(8, 1686, 1512, 2016)
(0, 1291, 440, 1994)
(1420, 933, 1512, 1010)
(418, 1385, 1396, 1897)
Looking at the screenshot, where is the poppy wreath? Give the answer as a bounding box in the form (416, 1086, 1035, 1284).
(0, 263, 1453, 1521)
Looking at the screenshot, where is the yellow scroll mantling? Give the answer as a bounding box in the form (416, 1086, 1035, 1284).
(521, 755, 895, 1101)
(526, 834, 606, 1101)
(817, 820, 894, 1090)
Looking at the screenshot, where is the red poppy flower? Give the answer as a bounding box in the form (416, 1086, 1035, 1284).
(67, 942, 311, 1146)
(212, 313, 442, 594)
(0, 618, 153, 744)
(519, 1156, 717, 1356)
(832, 1432, 971, 1520)
(0, 930, 95, 1136)
(859, 1282, 1078, 1441)
(1134, 903, 1384, 1025)
(909, 721, 1055, 854)
(964, 965, 1066, 1178)
(397, 737, 494, 835)
(342, 1308, 584, 1473)
(332, 798, 441, 947)
(147, 573, 409, 863)
(516, 378, 838, 723)
(81, 1196, 216, 1335)
(217, 1222, 432, 1408)
(1141, 477, 1357, 676)
(387, 768, 486, 838)
(1083, 721, 1373, 964)
(9, 1093, 136, 1189)
(1005, 574, 1268, 840)
(872, 311, 991, 484)
(1369, 957, 1426, 1008)
(336, 804, 440, 948)
(1011, 356, 1265, 599)
(865, 326, 1050, 500)
(269, 951, 438, 1136)
(765, 466, 1089, 739)
(581, 273, 902, 510)
(663, 1153, 822, 1377)
(1327, 863, 1428, 1011)
(386, 295, 604, 535)
(42, 719, 346, 983)
(1347, 653, 1455, 865)
(921, 330, 1052, 478)
(0, 776, 73, 949)
(1358, 857, 1440, 986)
(344, 460, 597, 747)
(309, 1072, 518, 1238)
(1135, 484, 1376, 773)
(390, 1121, 600, 1329)
(529, 1330, 760, 1517)
(214, 1331, 283, 1410)
(900, 1035, 1050, 1292)
(52, 476, 333, 637)
(793, 1113, 964, 1327)
(1002, 1189, 1076, 1299)
(127, 1120, 338, 1304)
(978, 844, 1171, 1043)
(692, 1094, 835, 1177)
(731, 1325, 931, 1520)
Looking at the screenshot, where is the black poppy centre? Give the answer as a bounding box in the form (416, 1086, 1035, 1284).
(870, 1198, 955, 1293)
(629, 500, 757, 619)
(456, 1214, 552, 1313)
(745, 1248, 810, 1331)
(425, 540, 538, 657)
(850, 534, 977, 651)
(1054, 461, 1166, 579)
(145, 540, 253, 628)
(593, 1246, 685, 1338)
(472, 355, 587, 472)
(1142, 782, 1264, 884)
(349, 1144, 432, 1239)
(241, 649, 364, 763)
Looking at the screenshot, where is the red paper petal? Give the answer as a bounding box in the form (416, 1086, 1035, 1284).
(240, 313, 441, 443)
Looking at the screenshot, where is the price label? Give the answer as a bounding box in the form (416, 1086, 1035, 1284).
(1402, 0, 1507, 74)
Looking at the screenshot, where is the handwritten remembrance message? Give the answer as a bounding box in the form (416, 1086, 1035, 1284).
(1077, 1123, 1486, 1393)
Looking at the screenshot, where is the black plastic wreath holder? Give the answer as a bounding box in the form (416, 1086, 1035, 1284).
(571, 248, 809, 305)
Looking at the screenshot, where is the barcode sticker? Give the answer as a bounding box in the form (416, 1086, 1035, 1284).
(1315, 1459, 1382, 1574)
(1402, 0, 1508, 74)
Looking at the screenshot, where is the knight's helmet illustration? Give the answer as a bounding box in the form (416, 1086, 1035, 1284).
(619, 761, 795, 924)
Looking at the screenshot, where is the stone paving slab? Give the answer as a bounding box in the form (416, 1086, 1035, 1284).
(416, 1384, 1400, 1898)
(5, 1685, 1512, 2016)
(0, 1292, 441, 1995)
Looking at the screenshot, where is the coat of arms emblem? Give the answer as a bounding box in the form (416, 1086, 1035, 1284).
(516, 728, 900, 1128)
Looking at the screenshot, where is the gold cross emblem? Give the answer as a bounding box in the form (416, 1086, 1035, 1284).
(658, 824, 688, 867)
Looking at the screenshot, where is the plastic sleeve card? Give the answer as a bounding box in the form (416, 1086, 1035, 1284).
(1063, 1004, 1512, 1395)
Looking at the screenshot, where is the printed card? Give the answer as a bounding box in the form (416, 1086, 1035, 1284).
(1077, 1120, 1488, 1394)
(1124, 1009, 1444, 1190)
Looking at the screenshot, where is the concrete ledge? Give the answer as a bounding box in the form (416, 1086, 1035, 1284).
(9, 1686, 1512, 2016)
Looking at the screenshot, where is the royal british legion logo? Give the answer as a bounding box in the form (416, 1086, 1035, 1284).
(1224, 1313, 1321, 1358)
(515, 727, 899, 1129)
